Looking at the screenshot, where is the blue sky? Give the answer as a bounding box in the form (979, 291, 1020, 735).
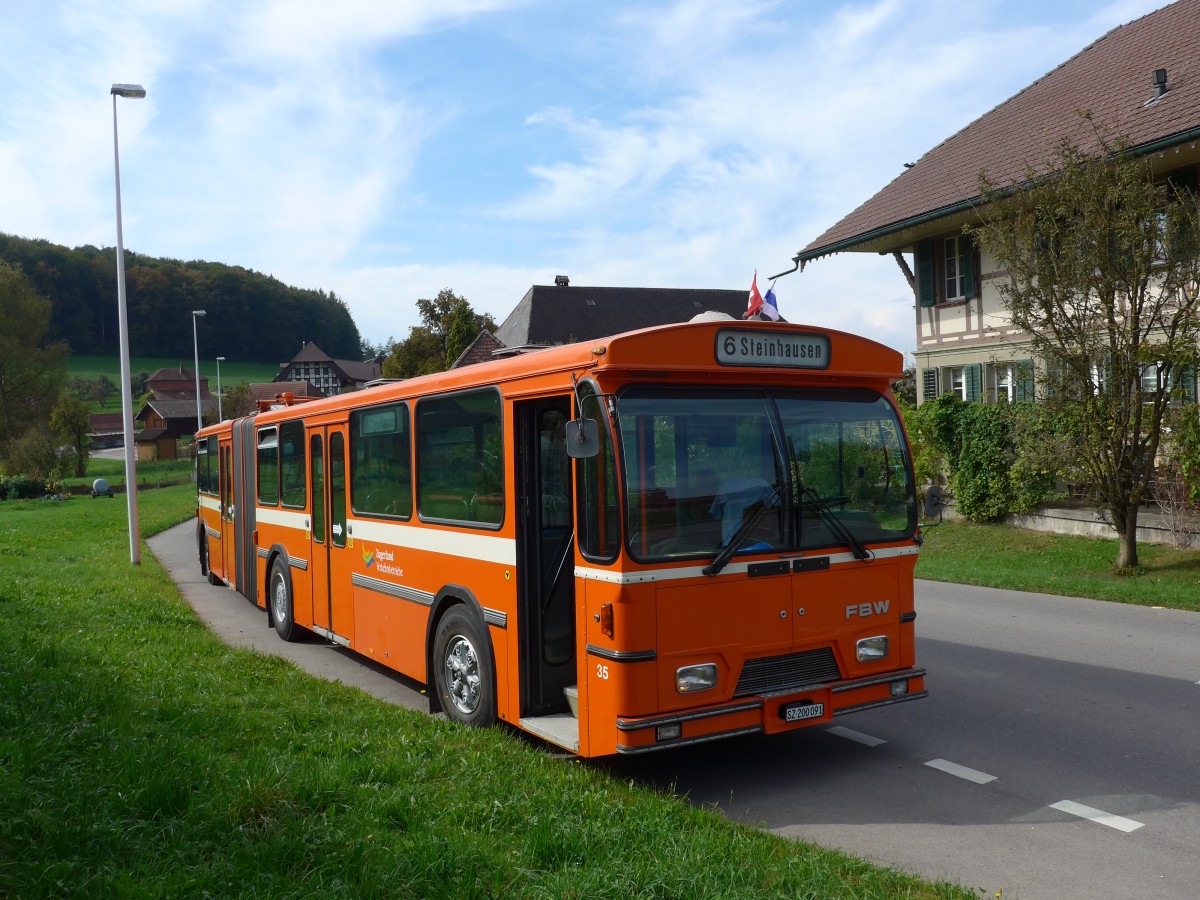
(1, 0, 1171, 356)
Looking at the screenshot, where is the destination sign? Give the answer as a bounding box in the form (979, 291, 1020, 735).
(715, 329, 830, 369)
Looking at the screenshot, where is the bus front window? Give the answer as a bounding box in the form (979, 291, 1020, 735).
(776, 390, 916, 550)
(618, 391, 783, 560)
(616, 388, 916, 562)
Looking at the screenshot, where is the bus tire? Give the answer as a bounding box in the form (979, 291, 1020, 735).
(433, 606, 496, 728)
(269, 557, 300, 642)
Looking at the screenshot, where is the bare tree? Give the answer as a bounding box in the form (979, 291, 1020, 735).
(972, 124, 1200, 568)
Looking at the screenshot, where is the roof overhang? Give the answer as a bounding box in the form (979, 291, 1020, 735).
(795, 127, 1200, 267)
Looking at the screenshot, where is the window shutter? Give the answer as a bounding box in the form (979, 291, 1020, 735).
(917, 240, 936, 307)
(966, 363, 982, 402)
(922, 367, 938, 403)
(1016, 359, 1035, 401)
(961, 233, 977, 299)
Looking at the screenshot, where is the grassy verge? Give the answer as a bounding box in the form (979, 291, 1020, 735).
(916, 520, 1200, 612)
(0, 488, 971, 898)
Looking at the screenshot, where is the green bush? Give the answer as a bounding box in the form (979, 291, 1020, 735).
(902, 395, 1061, 522)
(1, 475, 61, 501)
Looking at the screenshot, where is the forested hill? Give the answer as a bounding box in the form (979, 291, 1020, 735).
(0, 233, 364, 363)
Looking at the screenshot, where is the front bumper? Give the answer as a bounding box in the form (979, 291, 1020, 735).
(614, 667, 927, 754)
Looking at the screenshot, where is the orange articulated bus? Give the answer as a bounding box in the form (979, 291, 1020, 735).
(196, 316, 925, 756)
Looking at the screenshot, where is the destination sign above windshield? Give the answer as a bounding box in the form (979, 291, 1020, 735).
(715, 329, 830, 369)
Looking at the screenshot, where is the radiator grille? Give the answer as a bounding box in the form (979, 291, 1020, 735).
(734, 647, 841, 697)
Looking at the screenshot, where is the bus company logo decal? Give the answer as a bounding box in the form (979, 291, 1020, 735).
(845, 600, 890, 619)
(363, 546, 404, 577)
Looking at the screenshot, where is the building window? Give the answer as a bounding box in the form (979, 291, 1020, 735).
(947, 367, 966, 400)
(995, 365, 1014, 402)
(918, 234, 977, 306)
(944, 236, 963, 300)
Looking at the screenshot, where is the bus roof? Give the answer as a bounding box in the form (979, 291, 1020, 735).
(201, 319, 902, 434)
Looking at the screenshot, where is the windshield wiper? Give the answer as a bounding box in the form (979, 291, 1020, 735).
(800, 487, 871, 560)
(703, 483, 781, 577)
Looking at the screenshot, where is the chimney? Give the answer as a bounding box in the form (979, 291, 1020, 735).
(554, 275, 569, 287)
(1153, 68, 1168, 100)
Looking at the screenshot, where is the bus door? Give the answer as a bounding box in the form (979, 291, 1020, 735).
(218, 439, 234, 583)
(516, 397, 577, 715)
(309, 425, 353, 646)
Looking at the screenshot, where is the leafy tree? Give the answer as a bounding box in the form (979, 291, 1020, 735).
(891, 365, 917, 406)
(4, 426, 63, 480)
(221, 381, 257, 421)
(382, 289, 497, 379)
(89, 374, 117, 410)
(972, 123, 1200, 567)
(50, 393, 91, 477)
(0, 261, 67, 462)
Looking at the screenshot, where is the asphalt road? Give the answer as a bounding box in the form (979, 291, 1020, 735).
(149, 522, 1200, 899)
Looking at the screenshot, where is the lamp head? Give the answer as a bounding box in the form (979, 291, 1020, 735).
(192, 309, 206, 318)
(111, 84, 146, 99)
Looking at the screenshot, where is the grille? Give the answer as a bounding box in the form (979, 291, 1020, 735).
(733, 647, 842, 697)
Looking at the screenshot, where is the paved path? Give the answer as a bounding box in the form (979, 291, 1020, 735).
(147, 520, 429, 712)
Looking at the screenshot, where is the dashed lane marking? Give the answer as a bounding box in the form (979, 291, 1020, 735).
(826, 726, 887, 747)
(925, 758, 998, 784)
(1050, 800, 1145, 833)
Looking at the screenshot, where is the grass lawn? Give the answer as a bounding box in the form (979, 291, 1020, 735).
(69, 354, 280, 386)
(0, 486, 971, 899)
(916, 520, 1200, 612)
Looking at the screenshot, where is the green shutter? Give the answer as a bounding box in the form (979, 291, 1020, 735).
(961, 233, 977, 299)
(922, 368, 938, 403)
(1016, 359, 1035, 401)
(917, 240, 936, 307)
(965, 363, 982, 402)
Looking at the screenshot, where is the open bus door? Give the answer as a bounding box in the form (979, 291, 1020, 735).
(515, 397, 578, 725)
(309, 425, 354, 646)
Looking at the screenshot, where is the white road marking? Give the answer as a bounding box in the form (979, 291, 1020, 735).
(826, 726, 887, 747)
(925, 758, 997, 784)
(1050, 800, 1145, 833)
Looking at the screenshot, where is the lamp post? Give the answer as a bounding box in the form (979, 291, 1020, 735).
(111, 82, 146, 565)
(215, 356, 225, 421)
(192, 309, 206, 431)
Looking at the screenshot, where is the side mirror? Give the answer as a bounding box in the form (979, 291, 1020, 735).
(565, 419, 600, 459)
(922, 485, 943, 520)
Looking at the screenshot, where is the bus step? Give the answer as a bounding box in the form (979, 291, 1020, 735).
(520, 714, 579, 754)
(564, 685, 578, 718)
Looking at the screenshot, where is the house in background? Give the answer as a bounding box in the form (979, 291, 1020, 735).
(88, 412, 124, 449)
(491, 280, 748, 353)
(790, 0, 1200, 406)
(134, 366, 217, 459)
(274, 342, 381, 395)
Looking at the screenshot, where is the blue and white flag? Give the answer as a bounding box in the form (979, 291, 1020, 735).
(761, 286, 780, 321)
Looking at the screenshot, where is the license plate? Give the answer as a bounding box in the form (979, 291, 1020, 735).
(781, 701, 824, 723)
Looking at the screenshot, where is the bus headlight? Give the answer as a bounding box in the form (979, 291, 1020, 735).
(856, 635, 889, 662)
(676, 663, 718, 694)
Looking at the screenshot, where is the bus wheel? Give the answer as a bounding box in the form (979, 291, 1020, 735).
(433, 607, 496, 728)
(270, 558, 300, 642)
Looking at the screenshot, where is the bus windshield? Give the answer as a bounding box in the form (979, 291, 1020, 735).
(617, 388, 915, 561)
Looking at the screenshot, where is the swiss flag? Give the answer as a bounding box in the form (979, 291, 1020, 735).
(744, 272, 764, 318)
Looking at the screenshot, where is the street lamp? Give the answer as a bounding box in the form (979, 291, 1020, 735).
(111, 82, 146, 565)
(215, 356, 225, 421)
(192, 309, 206, 431)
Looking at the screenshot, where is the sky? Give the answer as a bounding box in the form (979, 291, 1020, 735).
(1, 0, 1174, 358)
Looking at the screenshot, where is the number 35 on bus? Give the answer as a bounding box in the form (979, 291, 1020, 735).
(195, 316, 926, 756)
